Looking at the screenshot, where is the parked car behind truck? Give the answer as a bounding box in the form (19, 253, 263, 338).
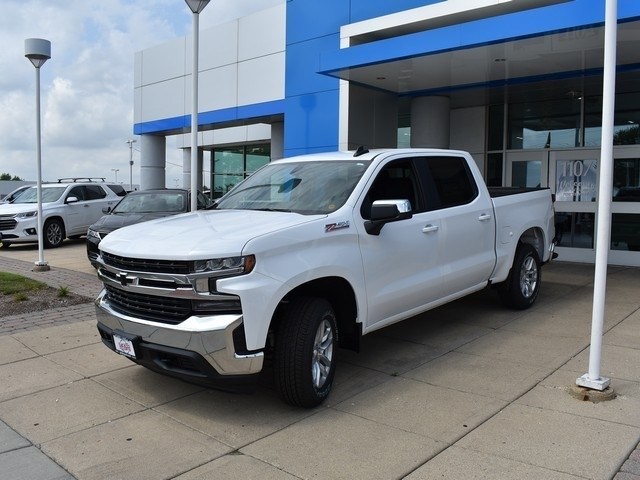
(86, 188, 211, 266)
(94, 148, 556, 407)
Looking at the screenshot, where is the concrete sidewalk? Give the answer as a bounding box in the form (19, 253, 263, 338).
(0, 241, 639, 479)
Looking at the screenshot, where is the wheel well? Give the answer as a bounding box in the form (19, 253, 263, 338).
(43, 215, 67, 232)
(519, 227, 544, 261)
(271, 277, 360, 352)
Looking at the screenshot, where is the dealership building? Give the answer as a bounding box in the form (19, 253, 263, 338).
(133, 0, 640, 266)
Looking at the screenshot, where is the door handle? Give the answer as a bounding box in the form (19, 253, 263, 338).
(422, 224, 439, 233)
(478, 213, 492, 221)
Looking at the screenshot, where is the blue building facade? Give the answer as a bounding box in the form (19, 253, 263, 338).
(134, 0, 640, 265)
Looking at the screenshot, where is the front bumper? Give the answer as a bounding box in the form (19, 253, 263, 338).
(95, 289, 264, 388)
(86, 235, 101, 264)
(0, 216, 38, 244)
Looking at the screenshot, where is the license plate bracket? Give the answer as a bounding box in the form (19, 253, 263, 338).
(112, 330, 139, 359)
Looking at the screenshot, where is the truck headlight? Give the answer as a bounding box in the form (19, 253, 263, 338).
(193, 255, 255, 275)
(193, 255, 256, 294)
(16, 211, 37, 218)
(87, 228, 101, 240)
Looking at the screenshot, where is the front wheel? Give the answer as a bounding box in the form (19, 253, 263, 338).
(43, 219, 65, 248)
(274, 297, 337, 408)
(498, 243, 541, 310)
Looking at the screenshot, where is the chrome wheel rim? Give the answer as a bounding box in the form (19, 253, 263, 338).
(47, 223, 63, 246)
(312, 318, 334, 389)
(519, 254, 538, 298)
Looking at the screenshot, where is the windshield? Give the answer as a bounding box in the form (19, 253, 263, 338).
(216, 160, 369, 214)
(112, 191, 188, 214)
(15, 186, 66, 204)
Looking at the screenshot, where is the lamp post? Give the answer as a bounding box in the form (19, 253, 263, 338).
(185, 0, 210, 211)
(126, 139, 136, 191)
(111, 168, 120, 183)
(24, 38, 51, 272)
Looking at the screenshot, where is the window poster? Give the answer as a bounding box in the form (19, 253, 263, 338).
(556, 159, 597, 202)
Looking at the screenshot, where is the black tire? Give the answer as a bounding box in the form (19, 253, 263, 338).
(43, 219, 65, 248)
(68, 235, 82, 240)
(498, 243, 541, 310)
(274, 297, 338, 408)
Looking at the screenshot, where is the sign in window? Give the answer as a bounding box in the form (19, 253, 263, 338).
(555, 159, 597, 202)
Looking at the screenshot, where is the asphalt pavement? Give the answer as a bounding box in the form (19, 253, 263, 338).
(0, 240, 639, 480)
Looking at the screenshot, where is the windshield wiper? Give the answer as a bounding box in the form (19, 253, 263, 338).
(255, 208, 292, 213)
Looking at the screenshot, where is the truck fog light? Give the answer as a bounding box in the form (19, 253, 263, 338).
(25, 228, 37, 235)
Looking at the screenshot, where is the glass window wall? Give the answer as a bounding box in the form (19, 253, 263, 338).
(555, 212, 595, 249)
(611, 213, 640, 251)
(613, 158, 640, 202)
(508, 98, 581, 150)
(212, 145, 270, 199)
(584, 92, 640, 147)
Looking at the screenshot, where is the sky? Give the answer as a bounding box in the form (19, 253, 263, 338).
(0, 0, 282, 188)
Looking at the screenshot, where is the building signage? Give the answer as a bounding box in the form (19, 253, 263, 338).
(556, 159, 597, 202)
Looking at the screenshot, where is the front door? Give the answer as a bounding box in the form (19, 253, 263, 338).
(357, 157, 443, 332)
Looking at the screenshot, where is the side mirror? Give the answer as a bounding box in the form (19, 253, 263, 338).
(65, 196, 79, 204)
(102, 206, 112, 214)
(364, 199, 412, 235)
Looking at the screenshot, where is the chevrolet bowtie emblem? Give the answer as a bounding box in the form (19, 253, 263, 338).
(117, 272, 133, 287)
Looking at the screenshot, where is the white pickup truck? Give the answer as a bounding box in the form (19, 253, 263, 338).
(94, 148, 556, 407)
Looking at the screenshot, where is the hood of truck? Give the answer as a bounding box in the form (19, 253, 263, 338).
(99, 209, 324, 259)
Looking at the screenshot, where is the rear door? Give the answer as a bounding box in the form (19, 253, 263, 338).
(65, 185, 113, 235)
(416, 155, 496, 298)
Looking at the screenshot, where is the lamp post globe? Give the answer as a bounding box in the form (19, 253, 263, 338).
(25, 38, 51, 67)
(185, 0, 210, 14)
(24, 38, 51, 272)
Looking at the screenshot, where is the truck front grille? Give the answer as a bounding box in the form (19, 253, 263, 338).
(105, 285, 191, 324)
(102, 252, 191, 274)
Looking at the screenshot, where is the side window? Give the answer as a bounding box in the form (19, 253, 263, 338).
(107, 184, 127, 197)
(84, 185, 107, 200)
(197, 191, 210, 209)
(420, 156, 478, 209)
(67, 186, 85, 201)
(360, 159, 420, 219)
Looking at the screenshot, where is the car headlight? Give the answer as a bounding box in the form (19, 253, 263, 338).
(16, 211, 37, 219)
(87, 229, 102, 240)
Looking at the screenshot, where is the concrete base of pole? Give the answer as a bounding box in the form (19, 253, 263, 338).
(32, 262, 50, 272)
(569, 384, 616, 403)
(576, 373, 611, 390)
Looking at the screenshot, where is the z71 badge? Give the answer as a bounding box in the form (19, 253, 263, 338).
(325, 221, 350, 233)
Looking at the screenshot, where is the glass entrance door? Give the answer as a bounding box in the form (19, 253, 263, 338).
(503, 148, 640, 266)
(549, 149, 599, 264)
(505, 150, 549, 188)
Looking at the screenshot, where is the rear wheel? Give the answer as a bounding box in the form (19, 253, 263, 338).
(43, 219, 65, 248)
(274, 297, 337, 407)
(498, 243, 541, 310)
